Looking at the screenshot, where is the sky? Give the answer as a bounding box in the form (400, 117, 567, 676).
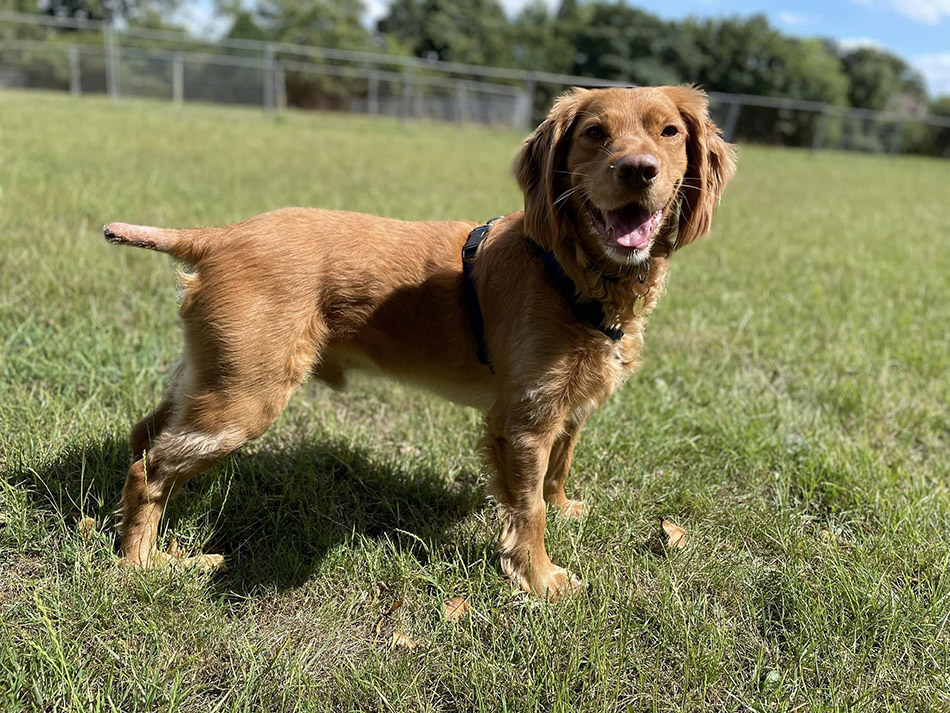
(178, 0, 950, 97)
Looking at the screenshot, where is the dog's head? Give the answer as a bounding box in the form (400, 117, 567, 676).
(516, 86, 736, 266)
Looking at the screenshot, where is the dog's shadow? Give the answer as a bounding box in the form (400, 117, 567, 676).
(6, 433, 486, 594)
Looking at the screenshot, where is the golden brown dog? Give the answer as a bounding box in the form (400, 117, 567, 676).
(105, 86, 735, 599)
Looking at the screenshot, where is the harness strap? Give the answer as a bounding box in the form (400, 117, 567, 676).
(462, 218, 500, 370)
(462, 217, 627, 370)
(530, 241, 624, 341)
(462, 206, 686, 365)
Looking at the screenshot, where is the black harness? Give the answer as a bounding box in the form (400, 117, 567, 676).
(461, 218, 499, 368)
(462, 218, 624, 371)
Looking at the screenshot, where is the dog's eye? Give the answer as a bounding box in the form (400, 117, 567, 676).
(661, 125, 680, 138)
(585, 126, 605, 140)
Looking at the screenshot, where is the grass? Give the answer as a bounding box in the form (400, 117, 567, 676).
(1, 90, 949, 712)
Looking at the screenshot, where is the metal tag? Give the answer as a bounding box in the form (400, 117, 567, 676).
(633, 295, 646, 317)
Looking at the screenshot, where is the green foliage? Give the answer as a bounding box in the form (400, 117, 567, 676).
(226, 9, 271, 41)
(259, 0, 372, 50)
(510, 2, 575, 75)
(903, 96, 950, 157)
(568, 2, 683, 86)
(838, 46, 928, 111)
(33, 0, 178, 22)
(678, 16, 848, 105)
(379, 0, 514, 66)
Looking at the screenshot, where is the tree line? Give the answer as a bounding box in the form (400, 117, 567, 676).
(10, 0, 950, 153)
(227, 0, 950, 153)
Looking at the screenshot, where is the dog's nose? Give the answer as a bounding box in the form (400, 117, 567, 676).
(613, 154, 660, 185)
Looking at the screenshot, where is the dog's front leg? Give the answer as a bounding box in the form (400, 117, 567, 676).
(544, 418, 588, 519)
(486, 405, 584, 600)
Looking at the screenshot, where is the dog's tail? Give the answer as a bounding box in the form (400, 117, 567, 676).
(103, 222, 212, 262)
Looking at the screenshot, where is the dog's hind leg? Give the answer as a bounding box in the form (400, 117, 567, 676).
(119, 320, 326, 570)
(130, 360, 186, 459)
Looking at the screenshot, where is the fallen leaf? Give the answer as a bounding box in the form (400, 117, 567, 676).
(374, 600, 403, 635)
(443, 597, 470, 622)
(820, 529, 851, 548)
(384, 600, 403, 616)
(661, 518, 687, 548)
(78, 517, 97, 541)
(391, 630, 419, 650)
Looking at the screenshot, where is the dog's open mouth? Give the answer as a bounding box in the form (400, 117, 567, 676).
(586, 203, 663, 251)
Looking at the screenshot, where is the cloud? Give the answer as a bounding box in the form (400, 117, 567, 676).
(889, 0, 950, 24)
(778, 10, 816, 25)
(913, 53, 950, 96)
(499, 0, 559, 14)
(364, 0, 391, 25)
(363, 0, 558, 22)
(172, 0, 231, 40)
(836, 36, 887, 51)
(851, 0, 950, 23)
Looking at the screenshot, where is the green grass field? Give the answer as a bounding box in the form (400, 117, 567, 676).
(1, 91, 949, 712)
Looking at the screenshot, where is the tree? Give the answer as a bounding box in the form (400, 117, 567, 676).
(675, 16, 847, 103)
(35, 0, 178, 23)
(510, 2, 574, 74)
(226, 9, 270, 41)
(257, 0, 373, 50)
(566, 2, 683, 86)
(378, 0, 513, 66)
(837, 46, 928, 112)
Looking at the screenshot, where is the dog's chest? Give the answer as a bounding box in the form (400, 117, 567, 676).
(568, 326, 646, 422)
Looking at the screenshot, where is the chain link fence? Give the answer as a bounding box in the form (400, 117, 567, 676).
(2, 10, 949, 156)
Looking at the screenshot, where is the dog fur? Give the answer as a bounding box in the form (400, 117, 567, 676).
(105, 86, 736, 599)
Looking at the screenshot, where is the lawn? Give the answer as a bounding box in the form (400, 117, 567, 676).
(1, 91, 949, 712)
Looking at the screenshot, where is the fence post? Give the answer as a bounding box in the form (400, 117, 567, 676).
(368, 70, 379, 115)
(521, 71, 537, 131)
(102, 25, 119, 100)
(172, 52, 183, 106)
(275, 62, 286, 112)
(68, 45, 81, 96)
(263, 43, 275, 112)
(722, 101, 742, 143)
(401, 63, 413, 120)
(889, 119, 905, 157)
(455, 82, 467, 123)
(811, 108, 830, 154)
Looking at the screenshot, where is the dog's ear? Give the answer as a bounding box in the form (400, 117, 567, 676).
(515, 88, 587, 246)
(665, 86, 737, 248)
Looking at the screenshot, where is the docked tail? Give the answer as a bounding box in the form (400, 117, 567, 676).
(103, 222, 208, 262)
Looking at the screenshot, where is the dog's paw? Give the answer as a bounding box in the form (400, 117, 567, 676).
(175, 553, 227, 572)
(503, 554, 585, 601)
(533, 566, 585, 602)
(557, 499, 587, 519)
(119, 549, 226, 573)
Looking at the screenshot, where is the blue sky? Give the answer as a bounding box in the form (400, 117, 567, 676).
(180, 0, 950, 96)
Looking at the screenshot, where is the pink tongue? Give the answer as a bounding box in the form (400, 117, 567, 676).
(605, 206, 656, 249)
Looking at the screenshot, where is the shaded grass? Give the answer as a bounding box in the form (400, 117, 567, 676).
(1, 91, 949, 711)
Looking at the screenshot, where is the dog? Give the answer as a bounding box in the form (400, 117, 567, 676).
(104, 86, 735, 599)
